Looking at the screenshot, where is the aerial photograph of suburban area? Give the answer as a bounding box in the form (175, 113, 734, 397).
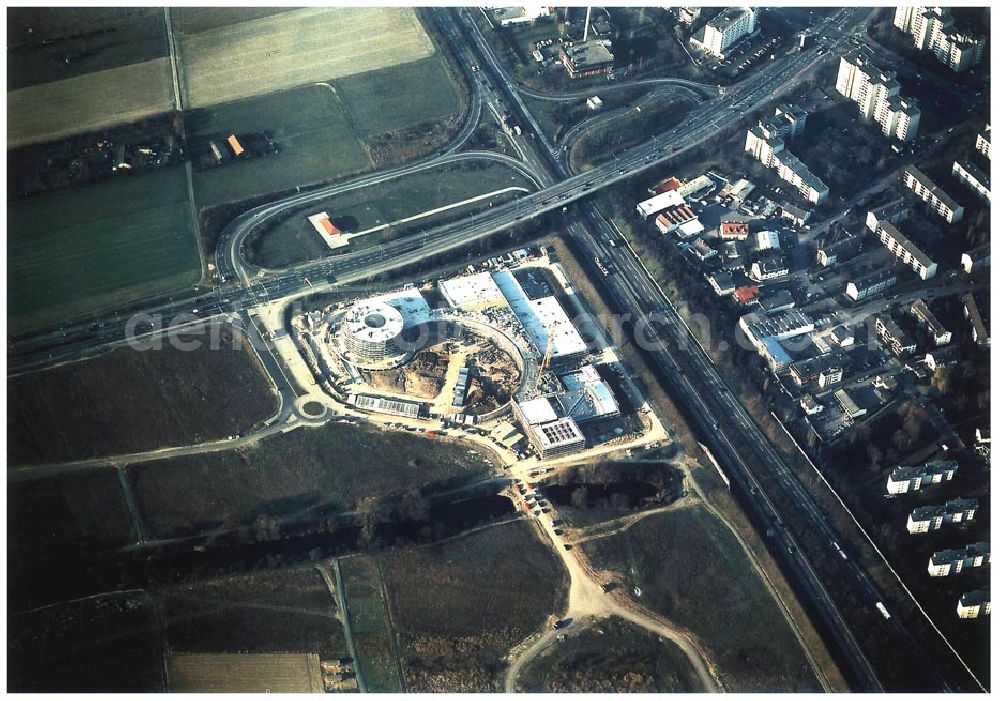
(5, 2, 992, 694)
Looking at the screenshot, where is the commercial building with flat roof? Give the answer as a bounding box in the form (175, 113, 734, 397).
(637, 189, 685, 218)
(493, 270, 588, 365)
(558, 39, 614, 79)
(513, 397, 585, 459)
(440, 271, 508, 312)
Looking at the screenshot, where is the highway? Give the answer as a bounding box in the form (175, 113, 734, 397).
(451, 5, 966, 692)
(5, 5, 974, 691)
(10, 7, 864, 374)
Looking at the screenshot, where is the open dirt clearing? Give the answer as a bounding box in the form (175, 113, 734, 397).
(177, 7, 435, 107)
(168, 652, 325, 692)
(7, 58, 174, 148)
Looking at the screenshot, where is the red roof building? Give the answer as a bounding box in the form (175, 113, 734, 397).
(733, 284, 760, 304)
(651, 177, 683, 195)
(227, 134, 245, 157)
(321, 218, 340, 236)
(720, 221, 750, 239)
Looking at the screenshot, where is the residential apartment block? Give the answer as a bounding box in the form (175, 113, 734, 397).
(836, 47, 921, 141)
(910, 298, 952, 345)
(962, 292, 990, 346)
(886, 460, 958, 495)
(691, 6, 757, 58)
(975, 123, 990, 160)
(845, 269, 897, 301)
(952, 159, 990, 201)
(928, 542, 990, 577)
(903, 165, 964, 223)
(961, 244, 990, 274)
(870, 216, 938, 280)
(894, 6, 986, 72)
(817, 233, 863, 267)
(906, 498, 978, 534)
(745, 105, 828, 204)
(957, 591, 991, 618)
(875, 314, 917, 356)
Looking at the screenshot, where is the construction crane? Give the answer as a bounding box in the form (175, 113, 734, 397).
(539, 324, 556, 374)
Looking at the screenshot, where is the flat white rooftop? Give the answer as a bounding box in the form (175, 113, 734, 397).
(367, 287, 433, 328)
(637, 190, 685, 218)
(518, 396, 559, 425)
(440, 271, 508, 310)
(493, 270, 588, 360)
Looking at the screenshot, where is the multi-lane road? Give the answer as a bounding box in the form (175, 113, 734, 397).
(7, 10, 977, 690)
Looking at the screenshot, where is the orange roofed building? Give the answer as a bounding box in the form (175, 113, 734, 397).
(227, 134, 245, 157)
(720, 221, 750, 239)
(733, 284, 760, 305)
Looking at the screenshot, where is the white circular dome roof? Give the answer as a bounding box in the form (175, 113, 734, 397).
(342, 301, 404, 343)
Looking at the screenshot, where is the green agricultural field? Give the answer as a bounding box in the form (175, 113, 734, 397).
(158, 564, 348, 659)
(249, 161, 535, 268)
(339, 556, 404, 692)
(336, 56, 461, 138)
(7, 58, 174, 148)
(127, 422, 495, 539)
(7, 8, 168, 90)
(188, 83, 371, 208)
(7, 168, 201, 336)
(518, 617, 700, 692)
(175, 7, 434, 108)
(170, 7, 297, 35)
(379, 519, 567, 692)
(8, 324, 278, 466)
(583, 506, 821, 692)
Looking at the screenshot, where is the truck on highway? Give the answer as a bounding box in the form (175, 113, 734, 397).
(875, 601, 891, 620)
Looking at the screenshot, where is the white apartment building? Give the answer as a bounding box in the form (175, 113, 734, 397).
(910, 298, 952, 345)
(691, 7, 757, 58)
(903, 165, 964, 223)
(845, 269, 897, 301)
(886, 460, 958, 495)
(906, 498, 978, 534)
(975, 123, 990, 160)
(957, 591, 991, 619)
(836, 48, 921, 141)
(928, 543, 990, 577)
(744, 105, 828, 204)
(870, 217, 939, 280)
(952, 159, 990, 201)
(894, 6, 986, 72)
